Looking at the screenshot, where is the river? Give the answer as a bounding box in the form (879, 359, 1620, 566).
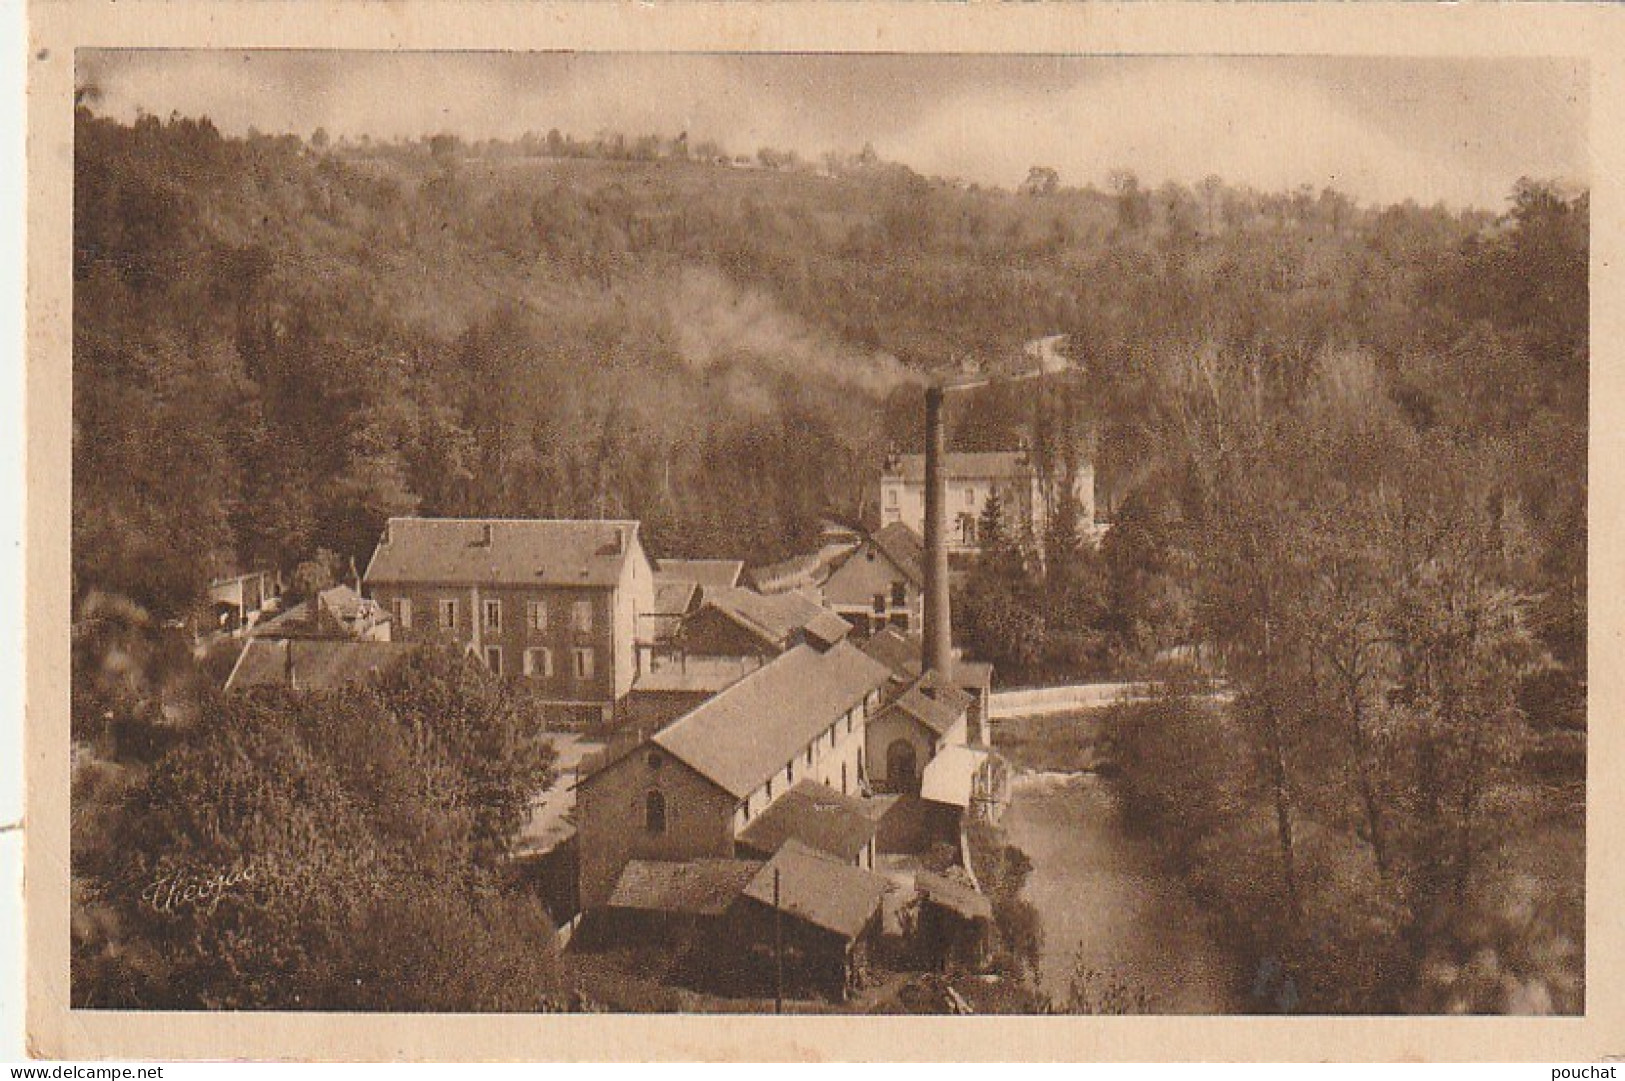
(1000, 770, 1247, 1013)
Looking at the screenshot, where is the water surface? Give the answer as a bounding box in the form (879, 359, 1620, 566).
(1001, 771, 1245, 1013)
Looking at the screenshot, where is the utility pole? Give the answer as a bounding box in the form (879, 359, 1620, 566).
(773, 868, 784, 1015)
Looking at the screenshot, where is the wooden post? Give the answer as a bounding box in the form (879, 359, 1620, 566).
(773, 868, 784, 1014)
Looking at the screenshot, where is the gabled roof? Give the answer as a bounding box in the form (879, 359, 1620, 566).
(802, 610, 854, 650)
(223, 638, 415, 693)
(608, 859, 763, 917)
(741, 840, 891, 940)
(883, 451, 1032, 484)
(882, 675, 970, 738)
(868, 522, 925, 587)
(363, 517, 641, 588)
(317, 584, 365, 620)
(655, 558, 744, 590)
(651, 642, 891, 799)
(861, 628, 994, 691)
(695, 586, 830, 652)
(737, 780, 880, 863)
(652, 579, 700, 617)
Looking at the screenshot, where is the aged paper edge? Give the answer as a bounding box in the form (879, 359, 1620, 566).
(24, 0, 1625, 1062)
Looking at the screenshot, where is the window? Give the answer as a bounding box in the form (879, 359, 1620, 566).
(891, 581, 907, 607)
(438, 598, 459, 630)
(482, 598, 502, 631)
(523, 647, 552, 678)
(842, 762, 848, 795)
(742, 794, 752, 822)
(484, 646, 502, 675)
(889, 613, 910, 630)
(527, 600, 548, 632)
(645, 790, 666, 834)
(958, 513, 978, 547)
(573, 647, 595, 680)
(806, 745, 813, 766)
(766, 778, 773, 800)
(965, 487, 976, 507)
(872, 593, 887, 614)
(857, 747, 865, 781)
(787, 759, 794, 784)
(846, 712, 853, 735)
(393, 597, 412, 630)
(829, 726, 837, 748)
(572, 600, 594, 634)
(886, 487, 898, 508)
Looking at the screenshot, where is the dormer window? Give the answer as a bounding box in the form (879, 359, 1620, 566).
(645, 790, 667, 834)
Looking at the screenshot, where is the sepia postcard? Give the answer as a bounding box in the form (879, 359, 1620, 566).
(21, 0, 1625, 1062)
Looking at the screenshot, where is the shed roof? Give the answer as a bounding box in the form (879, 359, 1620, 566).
(737, 780, 879, 863)
(655, 558, 745, 590)
(741, 840, 891, 940)
(608, 859, 763, 917)
(223, 638, 415, 693)
(883, 451, 1032, 484)
(631, 655, 764, 695)
(913, 870, 994, 921)
(920, 744, 991, 809)
(651, 642, 891, 799)
(363, 517, 640, 588)
(696, 586, 830, 652)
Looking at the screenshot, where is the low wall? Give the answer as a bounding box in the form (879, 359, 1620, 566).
(987, 681, 1160, 718)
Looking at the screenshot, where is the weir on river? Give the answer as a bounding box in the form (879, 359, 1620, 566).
(1001, 770, 1246, 1014)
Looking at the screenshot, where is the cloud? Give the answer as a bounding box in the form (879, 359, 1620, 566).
(80, 52, 1586, 210)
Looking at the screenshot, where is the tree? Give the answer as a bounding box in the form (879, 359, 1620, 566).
(1020, 166, 1060, 197)
(73, 647, 561, 1009)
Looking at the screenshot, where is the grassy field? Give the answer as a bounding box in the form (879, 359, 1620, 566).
(990, 709, 1113, 773)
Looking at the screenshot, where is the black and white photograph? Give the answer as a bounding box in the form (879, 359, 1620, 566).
(49, 33, 1594, 1037)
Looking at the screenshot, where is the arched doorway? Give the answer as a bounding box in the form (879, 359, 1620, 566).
(887, 738, 918, 794)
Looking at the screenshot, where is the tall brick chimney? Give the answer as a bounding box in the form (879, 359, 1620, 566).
(923, 384, 953, 676)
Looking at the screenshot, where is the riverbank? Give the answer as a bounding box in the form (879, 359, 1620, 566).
(989, 707, 1249, 1013)
(1002, 770, 1246, 1012)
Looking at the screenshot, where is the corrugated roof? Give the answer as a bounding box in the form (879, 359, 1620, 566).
(869, 522, 925, 586)
(914, 869, 993, 921)
(608, 859, 763, 917)
(697, 586, 830, 651)
(223, 638, 415, 693)
(737, 780, 879, 863)
(363, 517, 639, 588)
(741, 840, 890, 940)
(883, 451, 1033, 484)
(652, 642, 891, 799)
(655, 559, 744, 590)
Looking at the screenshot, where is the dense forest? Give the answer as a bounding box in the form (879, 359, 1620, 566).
(71, 104, 1586, 1012)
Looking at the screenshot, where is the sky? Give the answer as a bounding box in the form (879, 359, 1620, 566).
(78, 51, 1588, 210)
